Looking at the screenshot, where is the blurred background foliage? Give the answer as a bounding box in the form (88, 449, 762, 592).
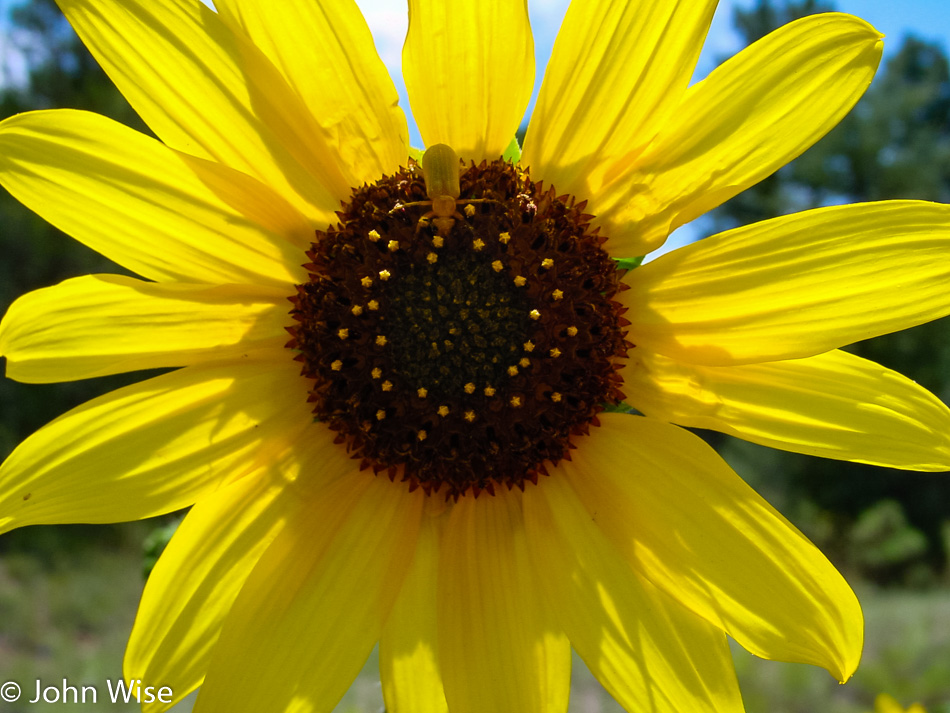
(0, 0, 948, 711)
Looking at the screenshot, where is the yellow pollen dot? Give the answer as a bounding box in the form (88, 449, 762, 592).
(463, 203, 476, 217)
(541, 258, 554, 269)
(529, 309, 541, 320)
(464, 410, 476, 422)
(523, 340, 535, 352)
(519, 357, 530, 368)
(381, 380, 393, 392)
(549, 347, 562, 358)
(507, 365, 519, 376)
(472, 238, 485, 251)
(376, 335, 388, 346)
(330, 359, 343, 371)
(427, 252, 438, 264)
(417, 430, 427, 441)
(368, 229, 381, 242)
(368, 300, 380, 311)
(376, 409, 386, 421)
(551, 392, 562, 402)
(484, 386, 496, 396)
(379, 269, 391, 281)
(438, 405, 450, 417)
(567, 326, 578, 336)
(464, 382, 476, 394)
(492, 260, 504, 272)
(351, 305, 363, 316)
(417, 387, 428, 398)
(552, 289, 564, 300)
(513, 275, 527, 287)
(361, 276, 373, 288)
(510, 396, 522, 407)
(371, 368, 382, 379)
(432, 235, 444, 248)
(387, 239, 400, 252)
(337, 328, 349, 339)
(499, 231, 511, 244)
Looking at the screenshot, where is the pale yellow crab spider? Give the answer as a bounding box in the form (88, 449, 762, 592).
(394, 143, 498, 236)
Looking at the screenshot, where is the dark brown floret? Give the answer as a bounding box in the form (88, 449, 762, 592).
(287, 156, 630, 498)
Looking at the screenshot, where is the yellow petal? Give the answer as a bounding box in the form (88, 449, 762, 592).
(403, 0, 534, 160)
(0, 275, 290, 384)
(130, 475, 286, 713)
(523, 0, 717, 201)
(566, 414, 863, 681)
(57, 0, 347, 217)
(0, 109, 312, 286)
(193, 474, 423, 713)
(126, 429, 353, 713)
(598, 13, 882, 256)
(438, 491, 570, 713)
(625, 201, 950, 365)
(215, 0, 408, 184)
(0, 356, 314, 533)
(624, 349, 950, 471)
(380, 512, 448, 713)
(522, 478, 744, 713)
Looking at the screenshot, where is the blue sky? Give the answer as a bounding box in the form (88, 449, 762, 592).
(353, 0, 950, 148)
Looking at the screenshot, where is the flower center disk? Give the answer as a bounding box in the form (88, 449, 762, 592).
(289, 155, 630, 497)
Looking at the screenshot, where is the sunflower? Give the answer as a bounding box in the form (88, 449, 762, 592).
(1, 1, 950, 712)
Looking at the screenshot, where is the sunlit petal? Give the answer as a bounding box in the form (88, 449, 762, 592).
(598, 13, 882, 256)
(0, 110, 312, 285)
(404, 0, 533, 160)
(0, 357, 313, 533)
(524, 0, 717, 203)
(194, 475, 423, 712)
(126, 431, 353, 713)
(215, 0, 408, 183)
(380, 512, 449, 713)
(58, 0, 347, 217)
(438, 492, 570, 713)
(523, 478, 744, 713)
(624, 349, 950, 470)
(0, 275, 289, 383)
(566, 414, 863, 682)
(625, 201, 950, 364)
